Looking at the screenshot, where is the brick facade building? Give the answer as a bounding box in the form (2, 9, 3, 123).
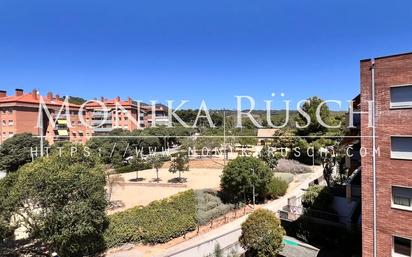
(361, 53, 412, 257)
(0, 89, 147, 144)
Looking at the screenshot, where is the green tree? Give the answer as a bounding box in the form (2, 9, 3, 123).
(271, 128, 297, 149)
(258, 146, 278, 171)
(0, 133, 47, 173)
(147, 154, 165, 182)
(130, 156, 149, 181)
(9, 146, 108, 257)
(220, 157, 273, 203)
(169, 153, 189, 182)
(295, 96, 331, 137)
(0, 172, 18, 240)
(239, 209, 285, 257)
(213, 243, 223, 257)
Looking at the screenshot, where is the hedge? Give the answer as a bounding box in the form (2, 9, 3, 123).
(104, 190, 197, 248)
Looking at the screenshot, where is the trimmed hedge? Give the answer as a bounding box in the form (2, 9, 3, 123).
(104, 190, 197, 248)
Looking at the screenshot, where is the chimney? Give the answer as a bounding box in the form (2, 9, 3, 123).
(15, 88, 24, 96)
(100, 96, 104, 102)
(47, 92, 53, 100)
(0, 90, 6, 98)
(128, 97, 132, 104)
(116, 96, 121, 102)
(32, 89, 38, 99)
(55, 94, 60, 100)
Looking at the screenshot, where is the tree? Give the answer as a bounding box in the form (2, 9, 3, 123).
(271, 128, 297, 149)
(295, 96, 331, 137)
(130, 156, 148, 181)
(239, 209, 285, 257)
(106, 171, 125, 203)
(147, 154, 165, 182)
(0, 172, 18, 241)
(220, 157, 273, 203)
(0, 133, 47, 173)
(169, 153, 189, 182)
(213, 243, 223, 257)
(258, 146, 278, 171)
(9, 145, 108, 257)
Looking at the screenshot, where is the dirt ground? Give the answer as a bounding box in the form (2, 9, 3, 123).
(109, 167, 223, 213)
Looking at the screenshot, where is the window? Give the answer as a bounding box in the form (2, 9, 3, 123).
(2, 120, 5, 126)
(394, 236, 411, 257)
(8, 132, 13, 138)
(391, 137, 412, 160)
(391, 85, 412, 108)
(8, 120, 14, 126)
(392, 186, 412, 210)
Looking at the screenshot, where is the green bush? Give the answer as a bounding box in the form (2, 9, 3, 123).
(240, 209, 285, 257)
(195, 190, 234, 225)
(104, 190, 197, 247)
(266, 177, 289, 199)
(302, 185, 333, 211)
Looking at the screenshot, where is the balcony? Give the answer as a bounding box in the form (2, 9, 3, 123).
(93, 127, 113, 133)
(92, 119, 112, 126)
(92, 112, 112, 118)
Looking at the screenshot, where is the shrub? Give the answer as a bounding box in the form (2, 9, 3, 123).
(275, 159, 312, 174)
(266, 177, 289, 199)
(274, 172, 294, 184)
(302, 185, 333, 211)
(104, 190, 197, 247)
(115, 162, 151, 174)
(195, 190, 234, 225)
(240, 209, 285, 257)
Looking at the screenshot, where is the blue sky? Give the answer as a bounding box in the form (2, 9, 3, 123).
(0, 0, 411, 110)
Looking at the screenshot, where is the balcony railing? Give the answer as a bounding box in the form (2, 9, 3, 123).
(93, 127, 113, 133)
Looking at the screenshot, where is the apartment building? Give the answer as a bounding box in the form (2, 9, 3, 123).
(0, 90, 148, 144)
(0, 89, 90, 144)
(141, 103, 169, 127)
(361, 53, 412, 257)
(84, 96, 145, 134)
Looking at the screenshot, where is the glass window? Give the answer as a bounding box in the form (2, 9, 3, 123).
(391, 85, 412, 108)
(393, 187, 412, 209)
(394, 236, 411, 256)
(391, 137, 412, 160)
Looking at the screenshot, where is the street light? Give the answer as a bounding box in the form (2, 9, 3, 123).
(251, 168, 256, 208)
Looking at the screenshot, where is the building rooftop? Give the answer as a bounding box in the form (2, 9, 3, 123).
(0, 89, 80, 108)
(360, 51, 412, 62)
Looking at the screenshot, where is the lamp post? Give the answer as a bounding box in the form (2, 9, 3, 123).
(251, 168, 256, 208)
